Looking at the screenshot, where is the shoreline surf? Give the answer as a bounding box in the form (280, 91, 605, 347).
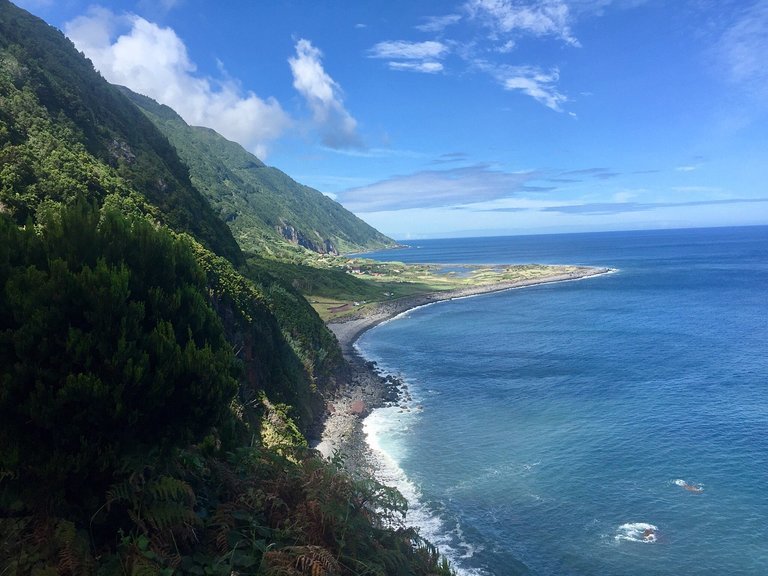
(312, 266, 613, 569)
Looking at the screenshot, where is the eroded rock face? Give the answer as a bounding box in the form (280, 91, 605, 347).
(277, 224, 338, 255)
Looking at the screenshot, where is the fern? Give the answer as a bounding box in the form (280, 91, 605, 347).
(282, 545, 339, 576)
(147, 475, 195, 504)
(0, 516, 94, 576)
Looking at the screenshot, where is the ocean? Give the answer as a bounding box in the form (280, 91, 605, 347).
(355, 226, 768, 576)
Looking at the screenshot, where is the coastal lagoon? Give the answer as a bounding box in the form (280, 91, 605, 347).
(357, 226, 768, 575)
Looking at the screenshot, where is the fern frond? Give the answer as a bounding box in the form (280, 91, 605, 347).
(147, 475, 195, 505)
(210, 503, 237, 553)
(292, 545, 339, 576)
(262, 549, 301, 575)
(145, 501, 199, 531)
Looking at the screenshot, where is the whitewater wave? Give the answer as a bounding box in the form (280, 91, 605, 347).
(673, 478, 704, 492)
(615, 522, 658, 543)
(363, 407, 491, 576)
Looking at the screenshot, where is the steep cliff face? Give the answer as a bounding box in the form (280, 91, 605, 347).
(119, 87, 397, 256)
(0, 0, 342, 425)
(277, 223, 339, 255)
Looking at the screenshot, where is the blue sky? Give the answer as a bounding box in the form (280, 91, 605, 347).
(16, 0, 768, 238)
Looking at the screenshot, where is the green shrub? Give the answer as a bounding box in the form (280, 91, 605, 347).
(0, 203, 238, 512)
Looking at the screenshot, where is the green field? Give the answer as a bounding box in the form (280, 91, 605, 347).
(249, 252, 584, 321)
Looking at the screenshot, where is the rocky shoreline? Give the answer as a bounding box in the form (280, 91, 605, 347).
(311, 266, 612, 474)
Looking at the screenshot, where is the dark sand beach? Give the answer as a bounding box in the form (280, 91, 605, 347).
(311, 266, 611, 470)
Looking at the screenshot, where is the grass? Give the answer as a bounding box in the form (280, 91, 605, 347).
(248, 251, 587, 322)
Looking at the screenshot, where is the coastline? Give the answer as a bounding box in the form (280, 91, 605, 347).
(311, 266, 612, 468)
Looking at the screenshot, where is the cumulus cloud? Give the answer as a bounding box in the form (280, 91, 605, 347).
(289, 39, 362, 149)
(368, 40, 449, 74)
(367, 4, 586, 107)
(464, 0, 580, 46)
(335, 164, 540, 212)
(65, 7, 289, 158)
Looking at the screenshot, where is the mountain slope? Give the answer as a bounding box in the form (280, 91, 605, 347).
(0, 3, 455, 574)
(120, 87, 396, 256)
(0, 0, 242, 264)
(0, 0, 348, 422)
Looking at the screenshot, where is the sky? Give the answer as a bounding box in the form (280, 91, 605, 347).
(15, 0, 768, 239)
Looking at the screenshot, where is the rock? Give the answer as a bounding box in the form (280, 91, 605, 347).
(350, 399, 366, 414)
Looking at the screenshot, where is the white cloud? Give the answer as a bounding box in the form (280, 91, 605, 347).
(613, 190, 638, 202)
(137, 0, 182, 14)
(289, 39, 362, 149)
(416, 14, 464, 32)
(368, 40, 449, 74)
(496, 39, 517, 53)
(368, 40, 450, 60)
(335, 164, 540, 212)
(64, 7, 289, 158)
(464, 0, 580, 46)
(715, 0, 768, 98)
(389, 61, 444, 73)
(479, 62, 568, 111)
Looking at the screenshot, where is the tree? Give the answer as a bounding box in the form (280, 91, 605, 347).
(0, 203, 238, 512)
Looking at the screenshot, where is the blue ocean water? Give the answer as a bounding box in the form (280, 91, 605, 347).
(356, 227, 768, 576)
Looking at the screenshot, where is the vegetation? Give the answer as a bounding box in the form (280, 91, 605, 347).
(0, 2, 455, 574)
(249, 250, 587, 322)
(0, 203, 238, 514)
(121, 87, 396, 257)
(0, 202, 453, 576)
(0, 2, 241, 263)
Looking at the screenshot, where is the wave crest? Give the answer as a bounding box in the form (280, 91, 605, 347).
(615, 522, 658, 543)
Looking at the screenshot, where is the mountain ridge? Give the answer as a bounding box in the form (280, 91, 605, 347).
(119, 86, 397, 257)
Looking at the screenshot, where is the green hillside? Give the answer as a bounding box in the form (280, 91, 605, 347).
(0, 2, 242, 264)
(0, 2, 452, 573)
(0, 0, 342, 421)
(120, 87, 397, 256)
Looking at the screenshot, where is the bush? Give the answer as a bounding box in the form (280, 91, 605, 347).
(0, 203, 238, 512)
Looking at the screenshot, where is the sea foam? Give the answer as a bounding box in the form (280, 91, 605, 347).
(363, 405, 491, 576)
(615, 522, 659, 543)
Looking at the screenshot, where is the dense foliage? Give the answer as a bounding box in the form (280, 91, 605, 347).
(0, 3, 455, 573)
(190, 244, 341, 430)
(121, 88, 396, 257)
(0, 0, 342, 426)
(0, 203, 238, 512)
(0, 203, 452, 576)
(0, 204, 450, 575)
(2, 444, 453, 576)
(0, 1, 241, 263)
